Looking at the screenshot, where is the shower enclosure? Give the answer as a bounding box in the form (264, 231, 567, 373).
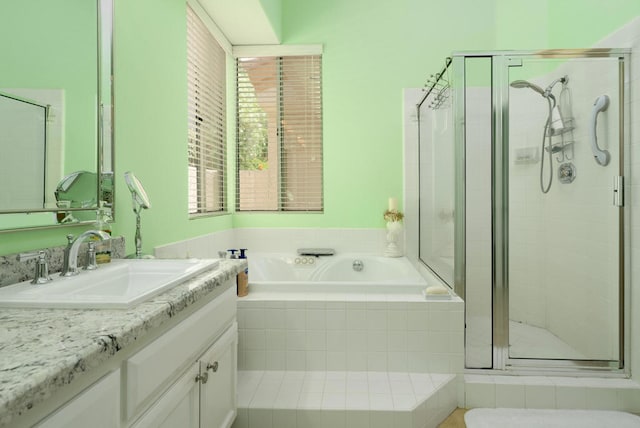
(417, 49, 630, 373)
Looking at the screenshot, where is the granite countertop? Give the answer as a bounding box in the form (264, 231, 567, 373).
(0, 259, 246, 427)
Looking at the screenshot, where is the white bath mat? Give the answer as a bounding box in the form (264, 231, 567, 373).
(464, 408, 640, 428)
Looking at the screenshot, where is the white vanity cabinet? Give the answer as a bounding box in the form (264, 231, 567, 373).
(127, 285, 237, 427)
(131, 323, 238, 428)
(34, 369, 120, 428)
(9, 275, 241, 428)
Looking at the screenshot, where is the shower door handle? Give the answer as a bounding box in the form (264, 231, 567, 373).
(589, 95, 610, 166)
(613, 176, 624, 207)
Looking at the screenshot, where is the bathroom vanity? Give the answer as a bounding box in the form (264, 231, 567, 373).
(0, 259, 246, 428)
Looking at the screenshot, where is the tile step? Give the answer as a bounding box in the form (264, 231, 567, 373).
(233, 370, 458, 428)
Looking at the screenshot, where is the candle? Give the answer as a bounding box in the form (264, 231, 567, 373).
(388, 197, 398, 211)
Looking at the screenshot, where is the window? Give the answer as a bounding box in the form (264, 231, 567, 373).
(236, 55, 322, 211)
(186, 6, 226, 214)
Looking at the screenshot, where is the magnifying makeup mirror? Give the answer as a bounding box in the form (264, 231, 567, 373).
(124, 171, 154, 259)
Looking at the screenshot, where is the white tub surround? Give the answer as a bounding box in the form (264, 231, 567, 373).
(237, 297, 463, 374)
(235, 290, 463, 427)
(154, 228, 391, 260)
(0, 259, 246, 427)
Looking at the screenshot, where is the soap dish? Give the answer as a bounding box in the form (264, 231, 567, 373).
(421, 288, 452, 300)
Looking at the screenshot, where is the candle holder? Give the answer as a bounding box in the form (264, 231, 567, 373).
(383, 209, 404, 258)
(384, 220, 403, 257)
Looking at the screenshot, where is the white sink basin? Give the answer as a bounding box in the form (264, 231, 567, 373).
(0, 258, 220, 309)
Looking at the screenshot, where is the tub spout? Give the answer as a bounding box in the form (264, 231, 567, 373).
(297, 248, 335, 256)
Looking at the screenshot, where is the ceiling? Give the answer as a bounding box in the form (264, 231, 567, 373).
(197, 0, 281, 45)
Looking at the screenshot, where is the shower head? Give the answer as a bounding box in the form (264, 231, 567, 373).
(510, 80, 546, 97)
(544, 75, 568, 97)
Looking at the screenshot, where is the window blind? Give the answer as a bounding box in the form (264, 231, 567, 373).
(186, 6, 226, 214)
(236, 55, 322, 212)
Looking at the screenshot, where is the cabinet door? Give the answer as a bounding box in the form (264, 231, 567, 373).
(199, 323, 238, 428)
(132, 363, 199, 428)
(126, 286, 237, 420)
(35, 369, 120, 428)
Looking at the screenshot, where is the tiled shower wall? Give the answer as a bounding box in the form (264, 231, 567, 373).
(405, 17, 640, 370)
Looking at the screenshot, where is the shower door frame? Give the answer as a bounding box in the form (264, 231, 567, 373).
(455, 49, 631, 374)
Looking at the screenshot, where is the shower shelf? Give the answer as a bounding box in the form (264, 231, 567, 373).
(547, 117, 575, 137)
(545, 141, 574, 154)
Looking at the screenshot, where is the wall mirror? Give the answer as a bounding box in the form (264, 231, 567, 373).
(0, 0, 114, 231)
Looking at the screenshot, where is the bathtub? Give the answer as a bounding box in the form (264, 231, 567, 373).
(246, 252, 429, 297)
(237, 253, 463, 373)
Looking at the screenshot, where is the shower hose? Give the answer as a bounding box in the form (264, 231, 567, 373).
(540, 98, 554, 194)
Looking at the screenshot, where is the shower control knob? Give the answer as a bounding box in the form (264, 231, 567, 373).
(558, 163, 576, 184)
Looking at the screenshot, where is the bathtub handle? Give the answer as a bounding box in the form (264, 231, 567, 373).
(353, 260, 364, 272)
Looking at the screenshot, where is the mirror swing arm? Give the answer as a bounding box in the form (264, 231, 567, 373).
(124, 172, 153, 259)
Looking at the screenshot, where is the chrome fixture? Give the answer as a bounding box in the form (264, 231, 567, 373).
(85, 242, 98, 270)
(61, 230, 110, 276)
(352, 259, 364, 272)
(510, 75, 571, 193)
(590, 95, 610, 166)
(297, 248, 335, 257)
(558, 162, 577, 184)
(124, 171, 153, 259)
(18, 251, 52, 284)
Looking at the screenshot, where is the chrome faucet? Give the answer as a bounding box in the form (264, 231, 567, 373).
(61, 230, 111, 277)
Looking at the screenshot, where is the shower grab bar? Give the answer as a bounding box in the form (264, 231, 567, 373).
(589, 95, 610, 166)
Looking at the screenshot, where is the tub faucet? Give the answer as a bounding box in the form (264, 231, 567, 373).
(61, 230, 111, 277)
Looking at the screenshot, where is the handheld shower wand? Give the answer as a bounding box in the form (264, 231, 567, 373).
(509, 75, 569, 193)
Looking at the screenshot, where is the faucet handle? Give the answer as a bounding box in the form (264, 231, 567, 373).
(85, 242, 98, 271)
(19, 251, 52, 285)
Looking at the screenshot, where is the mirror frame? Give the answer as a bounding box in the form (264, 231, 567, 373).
(0, 0, 114, 231)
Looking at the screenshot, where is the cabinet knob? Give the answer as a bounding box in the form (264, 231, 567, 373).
(207, 361, 219, 372)
(195, 372, 209, 384)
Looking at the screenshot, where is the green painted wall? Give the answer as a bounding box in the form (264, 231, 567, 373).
(548, 0, 640, 48)
(2, 0, 639, 257)
(110, 0, 232, 255)
(235, 0, 498, 229)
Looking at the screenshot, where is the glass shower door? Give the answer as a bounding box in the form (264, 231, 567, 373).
(506, 55, 625, 364)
